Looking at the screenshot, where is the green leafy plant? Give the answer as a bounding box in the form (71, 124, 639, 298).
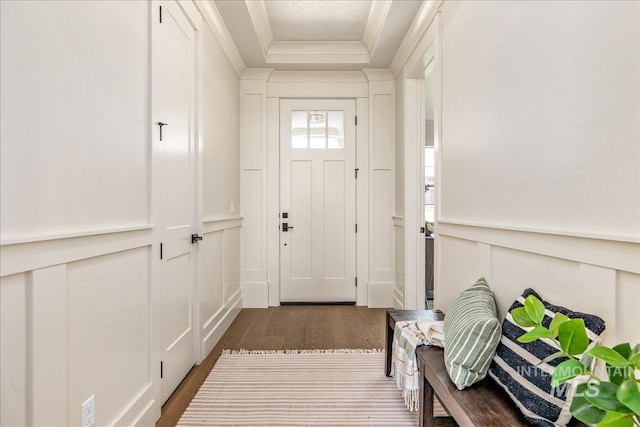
(511, 295, 640, 427)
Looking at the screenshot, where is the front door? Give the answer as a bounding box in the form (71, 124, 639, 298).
(280, 99, 357, 303)
(153, 0, 197, 404)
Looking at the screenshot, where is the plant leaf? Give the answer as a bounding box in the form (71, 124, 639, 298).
(540, 351, 567, 365)
(584, 382, 632, 413)
(607, 363, 629, 386)
(595, 411, 635, 427)
(549, 313, 569, 335)
(588, 347, 631, 368)
(518, 326, 551, 344)
(524, 295, 546, 324)
(551, 359, 586, 386)
(571, 385, 607, 425)
(612, 343, 633, 360)
(617, 380, 640, 416)
(511, 307, 537, 328)
(558, 318, 589, 356)
(629, 352, 640, 370)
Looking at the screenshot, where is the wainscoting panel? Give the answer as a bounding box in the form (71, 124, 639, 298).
(200, 230, 224, 331)
(0, 242, 157, 427)
(368, 81, 395, 307)
(242, 170, 265, 278)
(66, 247, 151, 426)
(241, 78, 268, 307)
(617, 271, 640, 345)
(437, 222, 640, 347)
(224, 226, 241, 303)
(0, 273, 28, 426)
(200, 218, 242, 358)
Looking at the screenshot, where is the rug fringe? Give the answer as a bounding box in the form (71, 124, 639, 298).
(221, 348, 384, 356)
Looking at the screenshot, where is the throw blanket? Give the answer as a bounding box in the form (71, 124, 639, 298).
(391, 318, 445, 411)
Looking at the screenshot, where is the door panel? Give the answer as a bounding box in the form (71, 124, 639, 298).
(290, 161, 312, 279)
(153, 0, 196, 405)
(280, 100, 356, 303)
(324, 161, 346, 279)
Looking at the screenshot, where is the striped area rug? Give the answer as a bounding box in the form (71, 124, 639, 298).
(178, 349, 447, 426)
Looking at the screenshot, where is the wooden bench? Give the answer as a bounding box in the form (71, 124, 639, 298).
(417, 345, 530, 427)
(387, 310, 586, 427)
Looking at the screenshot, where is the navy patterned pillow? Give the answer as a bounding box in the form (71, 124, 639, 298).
(488, 289, 606, 427)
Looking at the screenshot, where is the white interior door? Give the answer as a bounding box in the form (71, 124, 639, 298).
(153, 1, 197, 404)
(280, 99, 357, 303)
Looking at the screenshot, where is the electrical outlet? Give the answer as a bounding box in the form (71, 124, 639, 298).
(82, 395, 96, 427)
(230, 201, 235, 214)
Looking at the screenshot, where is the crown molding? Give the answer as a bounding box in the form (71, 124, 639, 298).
(244, 0, 273, 57)
(390, 0, 442, 78)
(269, 71, 368, 83)
(266, 41, 370, 64)
(195, 0, 246, 77)
(363, 1, 393, 53)
(241, 68, 274, 81)
(362, 68, 395, 81)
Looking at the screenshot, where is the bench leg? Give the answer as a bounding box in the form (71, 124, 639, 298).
(419, 359, 435, 427)
(385, 311, 393, 376)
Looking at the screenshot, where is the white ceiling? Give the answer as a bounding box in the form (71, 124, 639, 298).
(213, 0, 423, 71)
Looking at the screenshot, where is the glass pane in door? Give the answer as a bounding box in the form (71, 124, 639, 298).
(291, 110, 308, 148)
(327, 111, 344, 149)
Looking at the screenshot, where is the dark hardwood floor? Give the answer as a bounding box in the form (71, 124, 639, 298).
(156, 305, 386, 427)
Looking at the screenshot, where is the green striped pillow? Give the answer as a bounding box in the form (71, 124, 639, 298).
(444, 277, 501, 390)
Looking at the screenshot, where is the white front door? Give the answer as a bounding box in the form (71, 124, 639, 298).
(153, 1, 197, 404)
(280, 99, 357, 303)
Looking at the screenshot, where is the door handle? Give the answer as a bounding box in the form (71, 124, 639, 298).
(282, 223, 294, 232)
(191, 234, 203, 244)
(158, 122, 168, 141)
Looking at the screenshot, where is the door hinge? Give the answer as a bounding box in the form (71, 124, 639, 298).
(160, 361, 163, 379)
(355, 224, 358, 233)
(355, 277, 358, 287)
(355, 116, 358, 126)
(159, 5, 162, 23)
(420, 226, 425, 234)
(355, 168, 359, 179)
(160, 243, 163, 260)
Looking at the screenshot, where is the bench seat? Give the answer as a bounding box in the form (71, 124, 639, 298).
(417, 345, 530, 427)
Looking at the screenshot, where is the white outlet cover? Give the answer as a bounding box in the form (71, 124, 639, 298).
(82, 395, 96, 427)
(230, 201, 235, 214)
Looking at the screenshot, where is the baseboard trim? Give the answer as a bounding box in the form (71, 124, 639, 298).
(201, 290, 242, 360)
(280, 301, 355, 306)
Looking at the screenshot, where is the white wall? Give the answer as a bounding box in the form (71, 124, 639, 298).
(0, 1, 242, 425)
(198, 10, 243, 362)
(434, 1, 639, 345)
(0, 1, 149, 239)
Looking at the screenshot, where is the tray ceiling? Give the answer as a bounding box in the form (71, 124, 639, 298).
(213, 0, 423, 71)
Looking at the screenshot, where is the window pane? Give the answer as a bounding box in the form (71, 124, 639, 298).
(327, 111, 344, 149)
(291, 110, 308, 149)
(308, 110, 326, 149)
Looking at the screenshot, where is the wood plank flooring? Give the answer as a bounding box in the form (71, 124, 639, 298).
(156, 305, 386, 427)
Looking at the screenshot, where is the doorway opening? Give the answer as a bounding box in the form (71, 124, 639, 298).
(423, 62, 436, 309)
